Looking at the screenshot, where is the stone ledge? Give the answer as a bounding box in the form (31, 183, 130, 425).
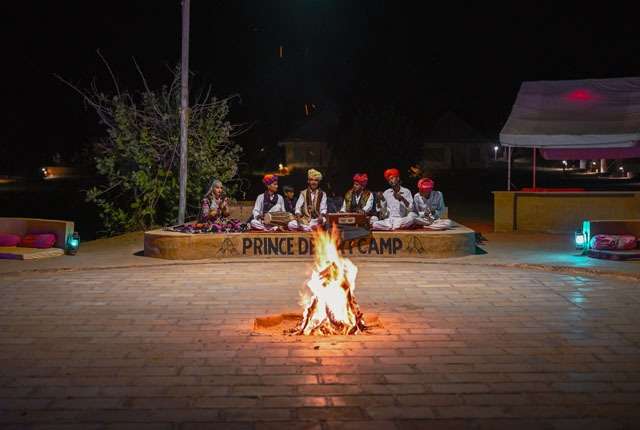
(144, 222, 477, 260)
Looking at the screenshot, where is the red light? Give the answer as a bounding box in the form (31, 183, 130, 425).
(566, 89, 593, 101)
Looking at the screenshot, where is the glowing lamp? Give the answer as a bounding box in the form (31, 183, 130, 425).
(567, 89, 594, 101)
(67, 232, 80, 255)
(574, 229, 586, 249)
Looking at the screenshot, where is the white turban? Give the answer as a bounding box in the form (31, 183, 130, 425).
(307, 169, 323, 181)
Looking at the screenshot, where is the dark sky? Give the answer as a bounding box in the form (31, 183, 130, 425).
(3, 1, 640, 174)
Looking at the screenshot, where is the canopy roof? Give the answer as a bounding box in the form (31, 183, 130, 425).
(500, 77, 640, 148)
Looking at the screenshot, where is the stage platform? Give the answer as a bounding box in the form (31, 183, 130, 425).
(144, 221, 476, 260)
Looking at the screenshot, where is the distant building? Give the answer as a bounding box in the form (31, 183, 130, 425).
(278, 108, 338, 170)
(422, 111, 497, 170)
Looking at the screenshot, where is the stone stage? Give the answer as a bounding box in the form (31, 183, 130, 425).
(144, 221, 476, 260)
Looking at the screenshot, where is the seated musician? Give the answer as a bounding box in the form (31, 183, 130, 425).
(413, 177, 451, 229)
(288, 169, 327, 231)
(200, 179, 230, 221)
(250, 174, 286, 231)
(340, 173, 374, 215)
(282, 185, 296, 215)
(197, 179, 246, 233)
(371, 168, 416, 230)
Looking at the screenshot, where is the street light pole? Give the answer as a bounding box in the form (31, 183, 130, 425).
(178, 0, 191, 224)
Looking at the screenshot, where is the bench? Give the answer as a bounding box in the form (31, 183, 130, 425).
(0, 217, 75, 260)
(583, 219, 640, 260)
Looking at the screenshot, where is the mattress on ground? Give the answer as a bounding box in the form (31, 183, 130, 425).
(0, 246, 64, 260)
(586, 249, 640, 261)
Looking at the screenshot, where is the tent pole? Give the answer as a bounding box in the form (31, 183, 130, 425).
(532, 146, 537, 190)
(507, 146, 512, 191)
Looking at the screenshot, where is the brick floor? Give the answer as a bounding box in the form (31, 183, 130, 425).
(0, 261, 639, 429)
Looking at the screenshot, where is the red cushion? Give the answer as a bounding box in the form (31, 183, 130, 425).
(18, 233, 57, 249)
(590, 234, 637, 250)
(0, 234, 22, 247)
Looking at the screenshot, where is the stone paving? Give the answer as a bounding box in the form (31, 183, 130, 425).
(1, 261, 640, 429)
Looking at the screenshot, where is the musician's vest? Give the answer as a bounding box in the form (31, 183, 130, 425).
(343, 189, 371, 213)
(301, 188, 324, 219)
(261, 192, 279, 214)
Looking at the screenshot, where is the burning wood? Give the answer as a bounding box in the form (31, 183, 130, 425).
(293, 227, 368, 335)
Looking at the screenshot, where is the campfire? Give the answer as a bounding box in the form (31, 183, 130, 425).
(292, 227, 367, 335)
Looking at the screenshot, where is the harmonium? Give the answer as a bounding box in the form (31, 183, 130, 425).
(326, 212, 369, 228)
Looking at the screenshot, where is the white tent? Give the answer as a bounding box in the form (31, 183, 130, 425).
(499, 77, 640, 189)
(500, 77, 640, 148)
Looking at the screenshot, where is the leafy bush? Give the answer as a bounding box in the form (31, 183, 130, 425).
(65, 68, 244, 235)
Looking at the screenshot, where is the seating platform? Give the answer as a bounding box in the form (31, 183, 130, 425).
(144, 221, 476, 260)
(0, 217, 74, 260)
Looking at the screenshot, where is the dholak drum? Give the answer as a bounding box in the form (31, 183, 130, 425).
(264, 211, 294, 226)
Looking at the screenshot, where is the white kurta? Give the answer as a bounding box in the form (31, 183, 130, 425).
(412, 191, 445, 218)
(288, 189, 328, 231)
(339, 191, 374, 214)
(371, 186, 415, 231)
(250, 193, 286, 231)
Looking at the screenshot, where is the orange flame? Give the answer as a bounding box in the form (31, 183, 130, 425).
(296, 226, 365, 335)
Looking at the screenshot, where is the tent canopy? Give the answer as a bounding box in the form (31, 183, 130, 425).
(500, 77, 640, 148)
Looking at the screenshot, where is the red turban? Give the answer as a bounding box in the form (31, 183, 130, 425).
(353, 173, 368, 186)
(418, 178, 434, 192)
(262, 174, 278, 186)
(384, 168, 400, 181)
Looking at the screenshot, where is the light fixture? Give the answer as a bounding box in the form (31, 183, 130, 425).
(67, 232, 80, 255)
(574, 229, 586, 250)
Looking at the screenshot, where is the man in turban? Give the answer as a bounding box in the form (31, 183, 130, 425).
(371, 168, 415, 230)
(340, 173, 373, 214)
(250, 174, 286, 231)
(288, 168, 327, 231)
(413, 177, 451, 229)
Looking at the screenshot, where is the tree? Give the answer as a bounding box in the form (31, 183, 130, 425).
(59, 66, 245, 236)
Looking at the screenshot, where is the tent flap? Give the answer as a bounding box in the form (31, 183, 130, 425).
(500, 77, 640, 148)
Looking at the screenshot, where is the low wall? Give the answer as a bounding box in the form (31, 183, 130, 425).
(144, 222, 476, 260)
(493, 191, 640, 233)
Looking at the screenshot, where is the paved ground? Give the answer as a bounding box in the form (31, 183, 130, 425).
(1, 260, 640, 429)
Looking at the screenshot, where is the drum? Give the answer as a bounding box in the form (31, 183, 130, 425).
(264, 211, 294, 226)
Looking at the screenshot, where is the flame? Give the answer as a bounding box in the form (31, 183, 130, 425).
(295, 226, 366, 335)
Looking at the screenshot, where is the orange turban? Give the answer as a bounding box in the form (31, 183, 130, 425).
(418, 178, 434, 192)
(353, 173, 368, 186)
(384, 168, 400, 181)
(262, 174, 278, 186)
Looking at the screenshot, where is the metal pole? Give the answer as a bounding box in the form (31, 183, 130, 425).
(532, 146, 537, 190)
(507, 146, 512, 191)
(178, 0, 191, 224)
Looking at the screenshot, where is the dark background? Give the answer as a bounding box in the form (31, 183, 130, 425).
(3, 1, 639, 174)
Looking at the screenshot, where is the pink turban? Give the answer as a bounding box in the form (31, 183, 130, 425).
(353, 173, 368, 187)
(262, 174, 278, 186)
(384, 168, 400, 181)
(418, 178, 434, 192)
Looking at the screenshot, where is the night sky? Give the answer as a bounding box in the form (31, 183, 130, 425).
(3, 1, 640, 175)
